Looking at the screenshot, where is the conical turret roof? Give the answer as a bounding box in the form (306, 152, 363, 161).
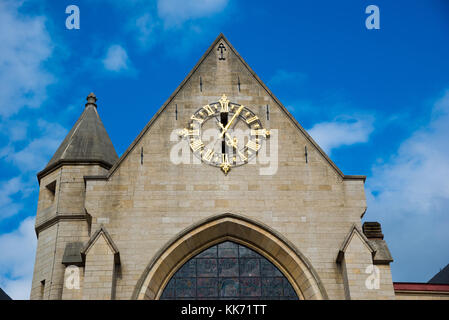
(38, 93, 118, 180)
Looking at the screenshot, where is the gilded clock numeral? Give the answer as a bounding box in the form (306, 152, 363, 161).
(202, 104, 215, 116)
(220, 103, 229, 113)
(220, 153, 231, 174)
(238, 150, 248, 162)
(219, 94, 230, 113)
(222, 153, 230, 164)
(246, 140, 260, 152)
(251, 129, 269, 137)
(246, 116, 259, 124)
(190, 129, 200, 136)
(179, 129, 199, 138)
(190, 139, 204, 152)
(190, 114, 204, 124)
(203, 149, 215, 161)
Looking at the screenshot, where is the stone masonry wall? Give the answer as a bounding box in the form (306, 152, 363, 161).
(83, 38, 369, 300)
(82, 235, 115, 300)
(31, 165, 108, 299)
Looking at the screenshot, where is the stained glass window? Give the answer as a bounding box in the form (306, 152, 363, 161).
(160, 241, 299, 300)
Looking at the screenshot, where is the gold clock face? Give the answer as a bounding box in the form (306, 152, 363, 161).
(179, 94, 270, 174)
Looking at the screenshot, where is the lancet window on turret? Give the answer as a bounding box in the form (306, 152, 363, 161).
(42, 180, 56, 208)
(39, 280, 45, 300)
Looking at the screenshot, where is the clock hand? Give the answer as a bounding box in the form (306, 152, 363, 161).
(217, 122, 239, 149)
(224, 132, 238, 148)
(223, 132, 247, 162)
(219, 105, 244, 139)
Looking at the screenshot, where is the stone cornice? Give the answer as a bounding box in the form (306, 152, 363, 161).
(37, 159, 113, 184)
(35, 214, 87, 235)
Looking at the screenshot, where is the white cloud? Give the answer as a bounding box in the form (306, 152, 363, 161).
(0, 1, 54, 117)
(134, 13, 159, 49)
(0, 177, 28, 219)
(0, 217, 36, 300)
(2, 119, 67, 173)
(0, 118, 64, 220)
(0, 120, 28, 142)
(308, 115, 374, 155)
(102, 45, 131, 72)
(0, 2, 58, 298)
(366, 90, 449, 281)
(99, 0, 228, 54)
(157, 0, 229, 27)
(368, 91, 449, 214)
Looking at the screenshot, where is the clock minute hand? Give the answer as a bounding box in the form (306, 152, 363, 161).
(220, 105, 244, 139)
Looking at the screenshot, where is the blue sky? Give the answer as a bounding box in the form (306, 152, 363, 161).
(1, 0, 449, 299)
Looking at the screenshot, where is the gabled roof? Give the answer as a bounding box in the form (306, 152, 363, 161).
(394, 282, 449, 292)
(103, 33, 366, 181)
(62, 241, 84, 266)
(38, 93, 118, 181)
(81, 225, 120, 264)
(428, 264, 449, 284)
(0, 287, 11, 300)
(336, 224, 376, 263)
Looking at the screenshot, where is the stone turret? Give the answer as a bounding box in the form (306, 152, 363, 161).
(31, 93, 118, 300)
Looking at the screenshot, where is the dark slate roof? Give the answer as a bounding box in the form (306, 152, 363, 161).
(428, 264, 449, 284)
(42, 93, 118, 173)
(62, 241, 84, 266)
(0, 287, 11, 300)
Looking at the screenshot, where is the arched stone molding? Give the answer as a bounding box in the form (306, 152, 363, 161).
(132, 213, 328, 300)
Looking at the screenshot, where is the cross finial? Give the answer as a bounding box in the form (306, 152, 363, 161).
(217, 43, 226, 60)
(86, 92, 97, 108)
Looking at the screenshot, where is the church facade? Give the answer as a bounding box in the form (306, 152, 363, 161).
(30, 34, 448, 300)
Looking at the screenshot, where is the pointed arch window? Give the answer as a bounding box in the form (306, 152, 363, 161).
(160, 241, 299, 300)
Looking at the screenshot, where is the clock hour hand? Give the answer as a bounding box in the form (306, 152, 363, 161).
(219, 105, 244, 139)
(216, 122, 238, 148)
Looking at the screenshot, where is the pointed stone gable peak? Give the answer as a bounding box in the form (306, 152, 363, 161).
(336, 224, 376, 263)
(81, 225, 120, 264)
(105, 33, 365, 181)
(38, 93, 118, 180)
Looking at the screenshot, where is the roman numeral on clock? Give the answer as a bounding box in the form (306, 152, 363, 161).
(179, 129, 200, 138)
(190, 139, 204, 152)
(246, 116, 259, 124)
(190, 114, 204, 124)
(246, 140, 260, 152)
(238, 150, 248, 162)
(222, 153, 230, 165)
(203, 149, 215, 161)
(251, 129, 269, 137)
(220, 103, 229, 113)
(202, 105, 215, 116)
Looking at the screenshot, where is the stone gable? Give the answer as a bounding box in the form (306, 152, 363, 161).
(31, 34, 396, 300)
